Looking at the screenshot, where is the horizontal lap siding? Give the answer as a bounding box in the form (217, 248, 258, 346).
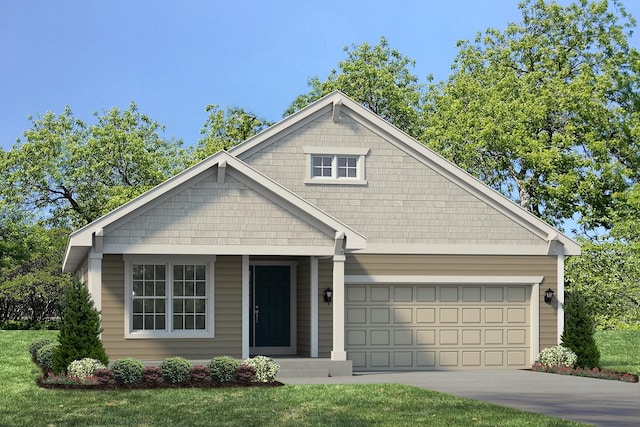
(100, 254, 242, 361)
(345, 254, 558, 351)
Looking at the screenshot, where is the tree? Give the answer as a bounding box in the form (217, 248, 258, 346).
(193, 105, 272, 162)
(2, 103, 189, 228)
(53, 278, 108, 374)
(286, 37, 426, 138)
(561, 291, 601, 368)
(422, 0, 640, 231)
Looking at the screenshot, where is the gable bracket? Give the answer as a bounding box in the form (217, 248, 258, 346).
(334, 231, 345, 255)
(332, 99, 343, 123)
(217, 160, 227, 184)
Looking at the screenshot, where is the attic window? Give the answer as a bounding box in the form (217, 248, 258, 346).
(303, 147, 369, 185)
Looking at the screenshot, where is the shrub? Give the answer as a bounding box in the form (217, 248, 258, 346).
(236, 364, 256, 384)
(111, 358, 144, 385)
(537, 345, 577, 368)
(93, 368, 115, 386)
(67, 358, 107, 379)
(209, 356, 239, 383)
(160, 357, 192, 384)
(36, 342, 60, 374)
(190, 365, 211, 383)
(562, 291, 601, 368)
(52, 278, 108, 374)
(243, 355, 279, 383)
(29, 338, 53, 363)
(142, 366, 163, 385)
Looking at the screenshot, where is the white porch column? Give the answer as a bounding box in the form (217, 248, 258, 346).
(331, 254, 347, 361)
(242, 255, 250, 359)
(310, 256, 319, 358)
(88, 251, 103, 312)
(557, 251, 565, 344)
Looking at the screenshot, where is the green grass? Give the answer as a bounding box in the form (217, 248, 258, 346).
(0, 330, 584, 426)
(595, 329, 640, 375)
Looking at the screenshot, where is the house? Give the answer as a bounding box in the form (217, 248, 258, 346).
(62, 91, 580, 373)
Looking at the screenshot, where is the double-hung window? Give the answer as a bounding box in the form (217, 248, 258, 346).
(125, 256, 214, 338)
(303, 147, 369, 185)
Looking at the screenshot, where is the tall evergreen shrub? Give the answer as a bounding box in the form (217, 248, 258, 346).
(561, 291, 600, 369)
(52, 278, 108, 373)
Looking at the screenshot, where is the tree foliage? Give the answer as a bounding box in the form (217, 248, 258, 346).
(53, 278, 108, 374)
(0, 213, 71, 324)
(286, 36, 426, 138)
(2, 103, 189, 228)
(193, 105, 272, 162)
(423, 0, 640, 231)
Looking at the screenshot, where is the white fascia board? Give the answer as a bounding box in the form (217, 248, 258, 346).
(350, 243, 553, 256)
(104, 243, 336, 257)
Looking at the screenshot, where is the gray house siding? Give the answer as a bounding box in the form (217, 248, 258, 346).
(103, 169, 335, 249)
(239, 111, 547, 249)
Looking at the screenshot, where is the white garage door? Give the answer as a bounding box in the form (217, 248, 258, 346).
(345, 284, 530, 370)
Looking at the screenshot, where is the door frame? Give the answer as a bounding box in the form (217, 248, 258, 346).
(249, 261, 297, 356)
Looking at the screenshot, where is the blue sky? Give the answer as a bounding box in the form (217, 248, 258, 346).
(2, 0, 640, 152)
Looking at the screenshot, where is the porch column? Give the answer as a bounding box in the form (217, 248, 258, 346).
(242, 255, 250, 359)
(331, 254, 347, 361)
(87, 251, 103, 312)
(310, 256, 319, 358)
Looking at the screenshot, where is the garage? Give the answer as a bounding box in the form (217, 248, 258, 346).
(345, 283, 532, 370)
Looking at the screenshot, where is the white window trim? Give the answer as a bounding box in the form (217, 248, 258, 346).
(124, 255, 216, 339)
(302, 146, 369, 185)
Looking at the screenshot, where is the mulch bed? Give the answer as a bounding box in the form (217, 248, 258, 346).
(36, 376, 284, 390)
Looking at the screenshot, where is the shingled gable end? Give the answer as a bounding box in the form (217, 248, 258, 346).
(63, 91, 579, 373)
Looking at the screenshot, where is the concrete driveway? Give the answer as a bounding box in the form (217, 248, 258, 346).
(283, 370, 640, 427)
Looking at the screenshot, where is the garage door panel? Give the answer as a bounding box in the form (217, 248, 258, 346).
(345, 284, 531, 370)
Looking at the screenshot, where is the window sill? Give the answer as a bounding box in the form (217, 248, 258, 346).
(125, 330, 215, 339)
(304, 178, 367, 186)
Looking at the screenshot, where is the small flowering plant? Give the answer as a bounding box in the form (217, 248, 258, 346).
(537, 345, 577, 368)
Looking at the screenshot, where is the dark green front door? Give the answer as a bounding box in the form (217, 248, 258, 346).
(250, 265, 291, 348)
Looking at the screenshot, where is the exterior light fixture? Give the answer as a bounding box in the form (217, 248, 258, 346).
(544, 288, 554, 304)
(324, 288, 333, 304)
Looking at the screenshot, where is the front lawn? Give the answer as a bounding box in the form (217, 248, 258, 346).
(0, 330, 584, 426)
(595, 329, 640, 375)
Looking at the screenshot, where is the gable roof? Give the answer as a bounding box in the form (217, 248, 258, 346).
(63, 151, 366, 272)
(230, 91, 580, 256)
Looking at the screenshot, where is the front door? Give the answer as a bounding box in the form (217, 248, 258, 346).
(250, 265, 294, 354)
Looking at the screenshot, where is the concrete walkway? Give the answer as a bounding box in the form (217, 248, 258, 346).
(283, 370, 640, 427)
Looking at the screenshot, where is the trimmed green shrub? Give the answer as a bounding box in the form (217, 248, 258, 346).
(36, 342, 60, 374)
(111, 358, 144, 385)
(160, 357, 192, 384)
(52, 278, 108, 374)
(243, 355, 279, 383)
(209, 356, 239, 383)
(67, 358, 107, 379)
(236, 364, 256, 384)
(562, 291, 601, 369)
(29, 338, 53, 363)
(537, 345, 577, 368)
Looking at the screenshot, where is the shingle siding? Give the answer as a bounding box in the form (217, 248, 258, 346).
(103, 170, 334, 248)
(240, 112, 547, 248)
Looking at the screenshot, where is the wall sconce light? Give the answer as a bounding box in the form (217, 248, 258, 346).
(324, 288, 333, 304)
(544, 288, 554, 304)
